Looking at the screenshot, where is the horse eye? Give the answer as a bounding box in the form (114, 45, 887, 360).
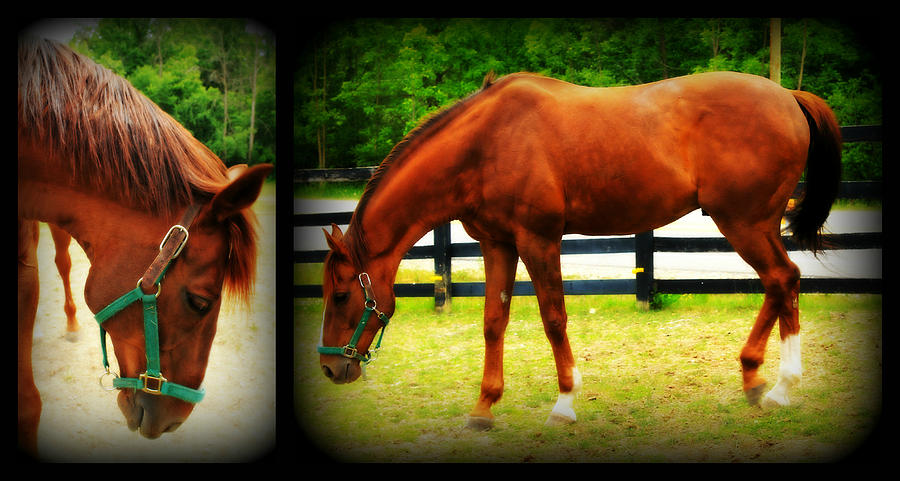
(333, 292, 349, 305)
(186, 292, 211, 314)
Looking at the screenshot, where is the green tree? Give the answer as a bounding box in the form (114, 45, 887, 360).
(294, 18, 880, 179)
(71, 18, 275, 168)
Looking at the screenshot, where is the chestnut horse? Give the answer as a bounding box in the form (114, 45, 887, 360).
(319, 71, 841, 429)
(18, 38, 272, 455)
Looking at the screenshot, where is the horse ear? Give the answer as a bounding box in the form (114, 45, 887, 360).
(323, 223, 350, 258)
(208, 163, 273, 222)
(226, 163, 248, 182)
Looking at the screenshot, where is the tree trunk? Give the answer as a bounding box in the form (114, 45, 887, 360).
(658, 19, 668, 79)
(797, 19, 808, 90)
(769, 18, 781, 85)
(314, 36, 327, 169)
(218, 30, 230, 155)
(247, 36, 259, 163)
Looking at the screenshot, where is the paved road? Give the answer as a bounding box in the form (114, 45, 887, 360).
(295, 199, 881, 280)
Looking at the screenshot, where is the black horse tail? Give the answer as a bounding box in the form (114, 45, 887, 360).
(785, 90, 842, 255)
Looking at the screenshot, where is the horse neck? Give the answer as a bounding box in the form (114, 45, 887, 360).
(349, 135, 476, 293)
(19, 173, 179, 271)
(19, 140, 180, 256)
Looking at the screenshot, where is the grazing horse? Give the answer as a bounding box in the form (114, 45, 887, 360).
(318, 71, 841, 429)
(18, 37, 272, 455)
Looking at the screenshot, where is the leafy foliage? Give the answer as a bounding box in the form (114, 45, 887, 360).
(69, 18, 276, 167)
(295, 18, 881, 179)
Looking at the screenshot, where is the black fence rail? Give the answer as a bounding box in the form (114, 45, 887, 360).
(295, 125, 882, 306)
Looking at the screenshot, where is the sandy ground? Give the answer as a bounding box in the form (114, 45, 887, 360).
(27, 187, 276, 462)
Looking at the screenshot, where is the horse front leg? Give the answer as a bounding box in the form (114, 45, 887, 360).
(18, 219, 42, 456)
(466, 240, 518, 430)
(517, 236, 581, 426)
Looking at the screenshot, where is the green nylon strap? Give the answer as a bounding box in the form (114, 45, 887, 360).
(317, 307, 389, 364)
(142, 293, 161, 376)
(95, 286, 144, 324)
(112, 376, 205, 404)
(95, 286, 205, 404)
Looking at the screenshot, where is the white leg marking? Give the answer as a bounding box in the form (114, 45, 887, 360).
(550, 367, 582, 422)
(763, 334, 802, 407)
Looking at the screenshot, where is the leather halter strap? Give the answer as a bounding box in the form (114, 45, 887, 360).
(317, 273, 390, 365)
(140, 203, 202, 291)
(94, 203, 206, 404)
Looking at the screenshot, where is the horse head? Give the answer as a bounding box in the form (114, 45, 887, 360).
(319, 224, 393, 384)
(84, 164, 271, 438)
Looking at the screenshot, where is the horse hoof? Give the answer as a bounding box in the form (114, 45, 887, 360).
(545, 412, 576, 426)
(744, 383, 767, 406)
(761, 391, 789, 409)
(465, 416, 494, 431)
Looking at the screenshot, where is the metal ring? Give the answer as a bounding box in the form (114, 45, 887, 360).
(136, 277, 161, 298)
(99, 370, 119, 391)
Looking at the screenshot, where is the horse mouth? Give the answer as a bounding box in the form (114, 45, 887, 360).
(321, 358, 361, 384)
(117, 390, 189, 439)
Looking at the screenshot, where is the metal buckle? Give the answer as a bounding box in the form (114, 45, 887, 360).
(359, 273, 376, 301)
(341, 346, 359, 359)
(160, 224, 189, 258)
(140, 372, 168, 395)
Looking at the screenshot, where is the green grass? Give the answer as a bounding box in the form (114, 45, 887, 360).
(295, 293, 881, 462)
(294, 181, 367, 199)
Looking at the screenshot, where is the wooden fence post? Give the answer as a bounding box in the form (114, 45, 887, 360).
(635, 230, 655, 310)
(433, 223, 452, 313)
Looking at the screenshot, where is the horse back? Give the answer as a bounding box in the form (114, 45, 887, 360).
(463, 72, 810, 236)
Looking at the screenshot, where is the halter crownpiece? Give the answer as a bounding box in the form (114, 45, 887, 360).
(317, 272, 390, 365)
(94, 203, 205, 404)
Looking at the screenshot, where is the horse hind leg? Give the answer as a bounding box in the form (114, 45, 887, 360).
(50, 224, 79, 340)
(516, 236, 582, 426)
(715, 220, 802, 407)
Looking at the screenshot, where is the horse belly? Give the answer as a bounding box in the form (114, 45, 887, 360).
(562, 170, 699, 236)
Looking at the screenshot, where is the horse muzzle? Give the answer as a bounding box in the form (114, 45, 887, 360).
(118, 389, 193, 439)
(321, 357, 362, 384)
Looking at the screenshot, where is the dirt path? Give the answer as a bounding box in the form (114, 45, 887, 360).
(29, 187, 276, 462)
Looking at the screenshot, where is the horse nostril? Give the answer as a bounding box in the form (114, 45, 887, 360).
(322, 365, 334, 379)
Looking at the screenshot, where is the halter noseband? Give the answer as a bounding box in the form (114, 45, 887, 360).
(93, 203, 205, 404)
(317, 273, 390, 365)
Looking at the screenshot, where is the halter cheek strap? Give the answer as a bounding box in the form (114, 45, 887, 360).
(317, 273, 390, 365)
(94, 203, 205, 404)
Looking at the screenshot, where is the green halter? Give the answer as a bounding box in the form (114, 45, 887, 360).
(94, 204, 205, 404)
(318, 273, 390, 365)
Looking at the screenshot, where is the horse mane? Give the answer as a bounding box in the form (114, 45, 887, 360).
(344, 71, 500, 264)
(18, 37, 257, 303)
